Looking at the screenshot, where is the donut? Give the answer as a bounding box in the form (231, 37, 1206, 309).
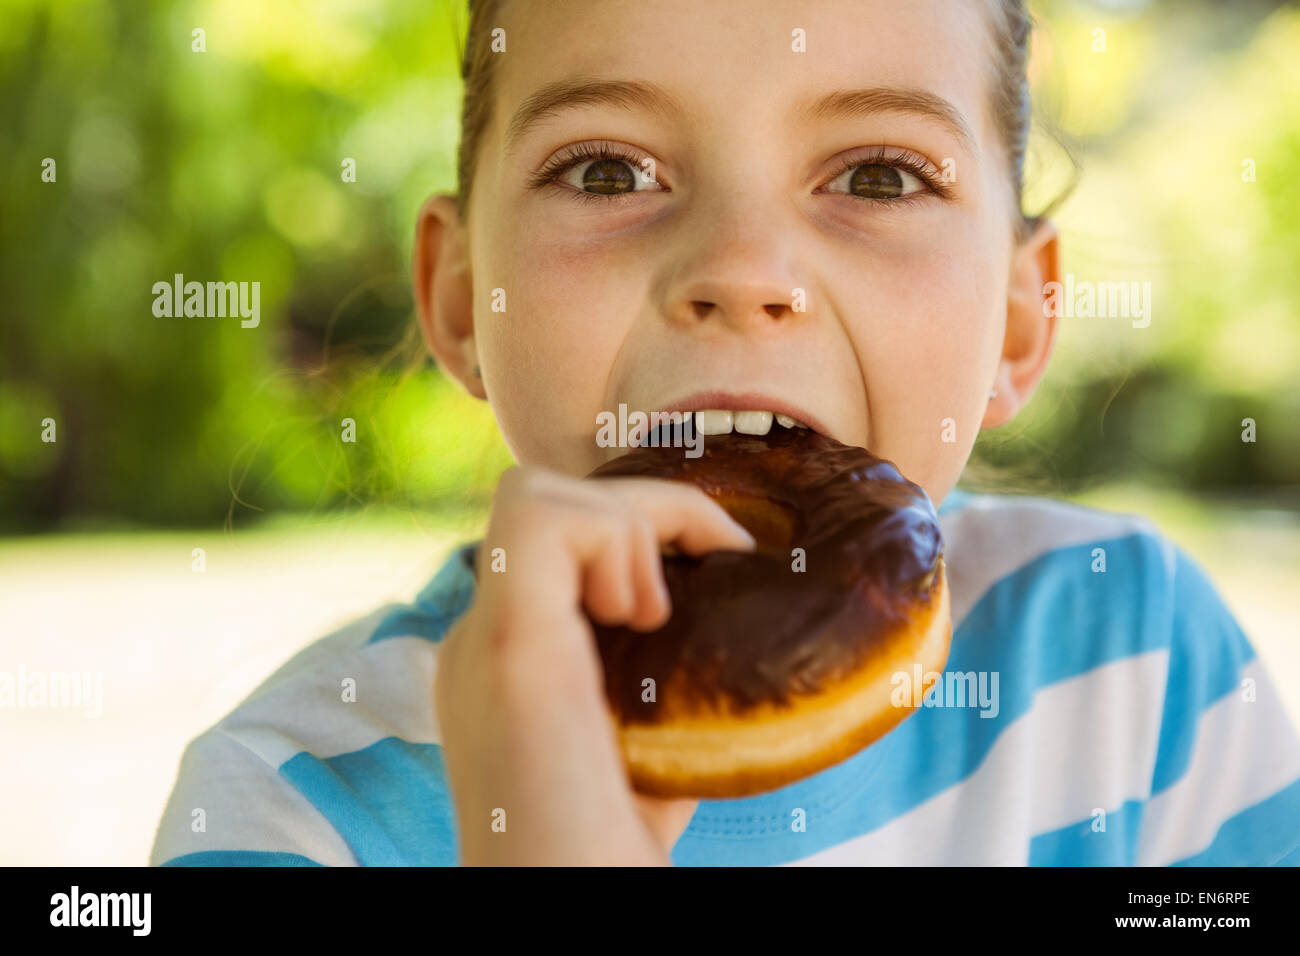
(584, 421, 951, 799)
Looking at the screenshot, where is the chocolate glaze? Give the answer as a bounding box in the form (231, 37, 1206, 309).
(585, 426, 945, 724)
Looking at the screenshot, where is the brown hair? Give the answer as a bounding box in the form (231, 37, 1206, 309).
(454, 0, 508, 223)
(454, 0, 1058, 235)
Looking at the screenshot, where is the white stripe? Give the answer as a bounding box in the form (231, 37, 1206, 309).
(941, 494, 1164, 628)
(1136, 657, 1300, 865)
(236, 605, 396, 699)
(219, 631, 443, 768)
(149, 727, 358, 866)
(1027, 649, 1167, 832)
(784, 652, 1168, 865)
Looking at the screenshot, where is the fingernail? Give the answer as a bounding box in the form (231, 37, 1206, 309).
(732, 521, 756, 547)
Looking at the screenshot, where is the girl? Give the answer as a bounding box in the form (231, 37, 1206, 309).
(152, 0, 1300, 866)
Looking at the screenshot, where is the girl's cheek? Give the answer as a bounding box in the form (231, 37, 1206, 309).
(890, 317, 1001, 501)
(502, 215, 655, 367)
(850, 234, 1004, 499)
(483, 245, 636, 473)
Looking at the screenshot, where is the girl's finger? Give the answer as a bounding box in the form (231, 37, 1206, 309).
(581, 516, 636, 625)
(595, 478, 756, 554)
(625, 513, 671, 631)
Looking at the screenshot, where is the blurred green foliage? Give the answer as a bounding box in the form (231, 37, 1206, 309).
(1, 0, 1297, 532)
(971, 0, 1300, 497)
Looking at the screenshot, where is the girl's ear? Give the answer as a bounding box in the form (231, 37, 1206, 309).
(412, 194, 485, 399)
(984, 218, 1061, 428)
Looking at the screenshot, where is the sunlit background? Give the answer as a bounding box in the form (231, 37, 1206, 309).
(1, 0, 1297, 864)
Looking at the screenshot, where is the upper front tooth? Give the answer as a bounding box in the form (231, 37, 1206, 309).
(734, 410, 774, 435)
(694, 409, 734, 435)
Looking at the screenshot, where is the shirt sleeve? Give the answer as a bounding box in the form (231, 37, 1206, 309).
(149, 728, 359, 867)
(1136, 546, 1300, 866)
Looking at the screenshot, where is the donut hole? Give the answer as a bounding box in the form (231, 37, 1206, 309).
(707, 491, 801, 553)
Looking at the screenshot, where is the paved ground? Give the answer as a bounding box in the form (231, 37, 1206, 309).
(0, 512, 464, 866)
(1, 493, 1296, 866)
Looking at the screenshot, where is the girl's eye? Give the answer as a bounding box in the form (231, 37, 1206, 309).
(531, 144, 665, 200)
(531, 144, 947, 205)
(561, 157, 657, 195)
(823, 161, 928, 201)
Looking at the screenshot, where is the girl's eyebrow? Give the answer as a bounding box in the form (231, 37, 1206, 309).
(504, 78, 683, 156)
(802, 86, 977, 156)
(504, 77, 977, 157)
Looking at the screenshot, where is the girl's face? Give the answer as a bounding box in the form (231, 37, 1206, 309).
(417, 0, 1060, 506)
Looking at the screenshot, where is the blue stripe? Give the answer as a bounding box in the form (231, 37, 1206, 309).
(1170, 775, 1300, 866)
(1150, 549, 1256, 795)
(368, 606, 464, 643)
(1027, 800, 1145, 866)
(161, 850, 324, 866)
(1275, 841, 1300, 866)
(368, 543, 476, 644)
(279, 738, 460, 865)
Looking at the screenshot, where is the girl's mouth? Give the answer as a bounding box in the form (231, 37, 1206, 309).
(680, 409, 810, 437)
(651, 391, 833, 439)
(629, 408, 823, 457)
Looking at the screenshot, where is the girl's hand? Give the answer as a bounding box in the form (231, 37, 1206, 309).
(434, 466, 755, 866)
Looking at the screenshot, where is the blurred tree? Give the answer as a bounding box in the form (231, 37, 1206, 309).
(0, 0, 1296, 532)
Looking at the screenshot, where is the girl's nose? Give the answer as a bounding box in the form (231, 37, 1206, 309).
(666, 221, 806, 333)
(665, 183, 806, 332)
(688, 299, 793, 322)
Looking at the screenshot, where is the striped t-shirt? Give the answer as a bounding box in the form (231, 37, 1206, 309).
(150, 488, 1300, 866)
